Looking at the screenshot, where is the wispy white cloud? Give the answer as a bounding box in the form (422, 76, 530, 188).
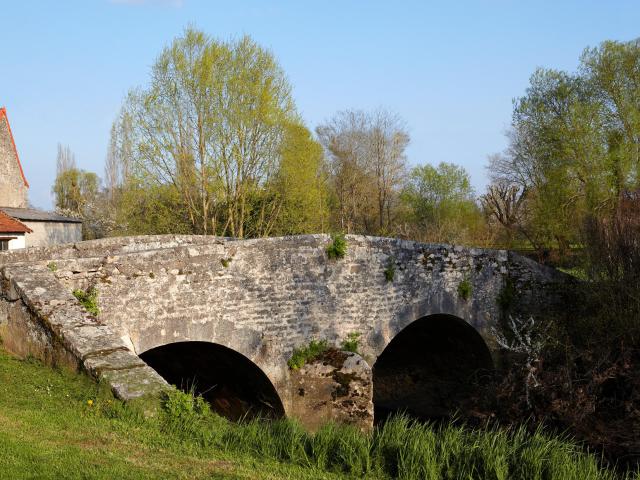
(109, 0, 184, 7)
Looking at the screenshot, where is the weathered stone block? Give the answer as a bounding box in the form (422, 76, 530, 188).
(290, 350, 373, 432)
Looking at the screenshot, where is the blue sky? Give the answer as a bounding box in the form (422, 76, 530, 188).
(2, 1, 639, 209)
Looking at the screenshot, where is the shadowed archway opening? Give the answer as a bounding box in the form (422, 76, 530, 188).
(373, 314, 493, 424)
(140, 341, 285, 421)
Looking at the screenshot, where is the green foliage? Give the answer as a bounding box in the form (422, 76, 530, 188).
(287, 340, 329, 370)
(72, 287, 99, 316)
(270, 122, 330, 235)
(52, 156, 104, 240)
(400, 162, 485, 244)
(47, 262, 57, 272)
(497, 277, 516, 311)
(487, 39, 640, 254)
(384, 258, 396, 282)
(220, 258, 231, 268)
(162, 388, 210, 420)
(52, 165, 100, 216)
(340, 332, 361, 354)
(326, 233, 347, 260)
(557, 266, 588, 281)
(457, 278, 472, 301)
(112, 181, 193, 236)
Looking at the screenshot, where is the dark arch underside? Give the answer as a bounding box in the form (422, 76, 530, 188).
(140, 341, 285, 421)
(373, 314, 493, 423)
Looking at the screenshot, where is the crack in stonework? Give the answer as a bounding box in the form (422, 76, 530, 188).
(82, 346, 131, 360)
(92, 363, 147, 374)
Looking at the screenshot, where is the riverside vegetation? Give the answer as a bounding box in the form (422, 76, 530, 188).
(0, 348, 636, 480)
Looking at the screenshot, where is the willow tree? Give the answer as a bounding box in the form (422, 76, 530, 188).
(114, 28, 298, 237)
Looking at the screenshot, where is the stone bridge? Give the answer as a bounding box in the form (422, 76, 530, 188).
(0, 235, 567, 429)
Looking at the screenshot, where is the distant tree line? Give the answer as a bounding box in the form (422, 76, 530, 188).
(53, 30, 640, 262)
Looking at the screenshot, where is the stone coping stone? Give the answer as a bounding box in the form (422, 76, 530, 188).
(100, 365, 169, 401)
(84, 348, 148, 377)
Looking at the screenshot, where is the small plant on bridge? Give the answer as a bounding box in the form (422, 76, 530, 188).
(287, 339, 329, 370)
(220, 258, 232, 268)
(47, 262, 57, 272)
(341, 332, 361, 354)
(326, 233, 347, 260)
(72, 287, 99, 317)
(457, 278, 472, 300)
(383, 258, 396, 282)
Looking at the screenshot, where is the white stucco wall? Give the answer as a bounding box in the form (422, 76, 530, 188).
(23, 222, 82, 248)
(2, 234, 25, 250)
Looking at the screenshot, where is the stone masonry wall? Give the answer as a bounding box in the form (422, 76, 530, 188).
(290, 350, 373, 432)
(0, 113, 28, 209)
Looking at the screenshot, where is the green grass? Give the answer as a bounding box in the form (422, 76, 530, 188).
(0, 349, 341, 480)
(0, 348, 635, 480)
(557, 266, 589, 281)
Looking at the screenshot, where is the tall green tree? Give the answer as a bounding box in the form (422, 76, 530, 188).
(53, 143, 100, 215)
(485, 39, 640, 254)
(270, 122, 329, 235)
(52, 143, 105, 239)
(113, 28, 301, 237)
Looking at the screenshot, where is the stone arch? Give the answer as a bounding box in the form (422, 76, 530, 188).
(372, 313, 493, 423)
(139, 341, 285, 421)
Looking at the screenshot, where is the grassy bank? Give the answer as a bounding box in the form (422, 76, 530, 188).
(0, 348, 635, 480)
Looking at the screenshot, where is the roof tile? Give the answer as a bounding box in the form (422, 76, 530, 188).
(0, 210, 32, 234)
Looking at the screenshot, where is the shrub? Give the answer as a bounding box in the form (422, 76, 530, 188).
(220, 258, 231, 268)
(72, 287, 99, 316)
(47, 262, 57, 272)
(287, 340, 329, 370)
(326, 233, 347, 260)
(457, 278, 472, 300)
(160, 387, 217, 441)
(162, 388, 210, 420)
(341, 332, 361, 354)
(384, 258, 396, 282)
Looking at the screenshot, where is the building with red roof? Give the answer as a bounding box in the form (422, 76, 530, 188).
(0, 107, 81, 250)
(0, 209, 32, 250)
